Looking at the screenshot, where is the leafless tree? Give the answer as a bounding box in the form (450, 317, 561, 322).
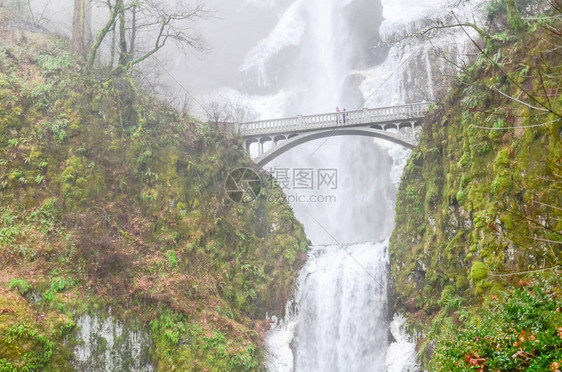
(204, 97, 255, 125)
(205, 99, 229, 125)
(27, 0, 52, 24)
(86, 0, 209, 71)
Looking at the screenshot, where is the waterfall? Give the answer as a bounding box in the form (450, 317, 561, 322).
(267, 241, 390, 371)
(360, 0, 486, 106)
(239, 0, 415, 370)
(194, 0, 487, 370)
(240, 0, 360, 114)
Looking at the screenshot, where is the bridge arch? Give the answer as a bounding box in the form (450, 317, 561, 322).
(384, 123, 398, 131)
(253, 127, 416, 167)
(399, 122, 414, 130)
(273, 135, 286, 145)
(245, 138, 258, 153)
(238, 103, 430, 166)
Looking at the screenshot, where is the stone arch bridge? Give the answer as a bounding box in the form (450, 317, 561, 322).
(237, 103, 430, 167)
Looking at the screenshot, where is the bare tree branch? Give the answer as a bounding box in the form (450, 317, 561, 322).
(87, 0, 118, 70)
(452, 11, 562, 119)
(86, 0, 209, 73)
(469, 118, 561, 130)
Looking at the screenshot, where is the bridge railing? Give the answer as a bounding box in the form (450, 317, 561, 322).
(238, 103, 430, 137)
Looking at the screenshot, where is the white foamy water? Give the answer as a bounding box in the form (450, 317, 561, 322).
(360, 0, 486, 107)
(267, 241, 390, 372)
(385, 314, 419, 372)
(241, 0, 305, 87)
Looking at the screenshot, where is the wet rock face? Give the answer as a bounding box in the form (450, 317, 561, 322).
(71, 312, 154, 372)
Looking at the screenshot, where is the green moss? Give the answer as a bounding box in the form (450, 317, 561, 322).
(0, 289, 74, 372)
(470, 261, 488, 281)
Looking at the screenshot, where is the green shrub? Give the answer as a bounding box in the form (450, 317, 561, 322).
(150, 311, 186, 346)
(27, 198, 59, 230)
(35, 53, 73, 75)
(489, 118, 506, 141)
(41, 119, 69, 143)
(42, 277, 69, 303)
(29, 83, 54, 109)
(431, 275, 562, 371)
(2, 324, 54, 371)
(476, 141, 493, 154)
(42, 289, 55, 303)
(0, 358, 17, 372)
(50, 277, 67, 292)
(8, 278, 31, 294)
(165, 250, 177, 268)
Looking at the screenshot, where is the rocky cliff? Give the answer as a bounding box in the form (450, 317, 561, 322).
(389, 4, 562, 370)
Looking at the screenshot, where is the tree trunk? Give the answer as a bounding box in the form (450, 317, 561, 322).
(84, 0, 93, 50)
(110, 24, 116, 68)
(129, 5, 137, 62)
(117, 0, 128, 66)
(72, 0, 85, 58)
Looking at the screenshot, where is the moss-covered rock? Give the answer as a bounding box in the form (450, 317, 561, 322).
(470, 261, 488, 281)
(389, 7, 562, 369)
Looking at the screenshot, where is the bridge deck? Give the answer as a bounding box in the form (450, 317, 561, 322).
(238, 103, 430, 137)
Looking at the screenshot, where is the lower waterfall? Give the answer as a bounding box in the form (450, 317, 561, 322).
(267, 241, 390, 372)
(262, 135, 418, 371)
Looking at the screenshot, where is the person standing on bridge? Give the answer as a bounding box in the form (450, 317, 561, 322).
(343, 108, 347, 123)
